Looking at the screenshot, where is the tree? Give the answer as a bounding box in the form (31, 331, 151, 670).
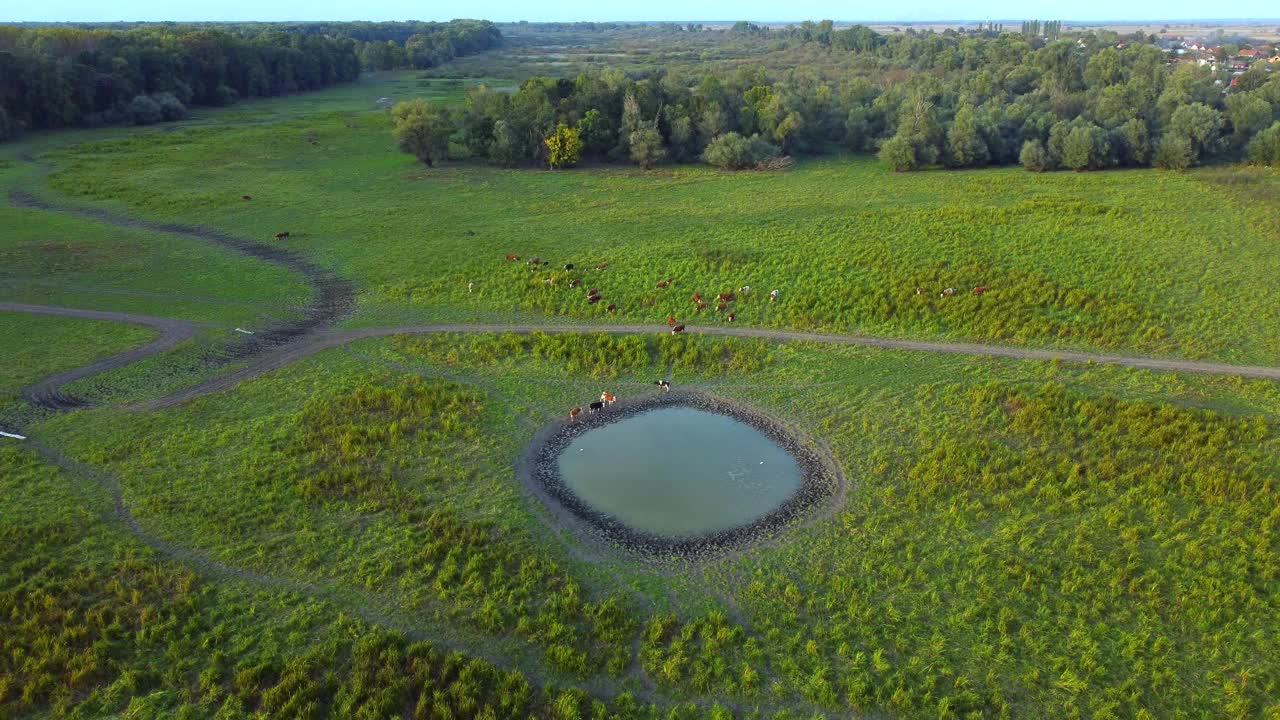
(577, 109, 613, 157)
(1165, 102, 1223, 166)
(391, 99, 454, 167)
(488, 120, 521, 166)
(544, 123, 582, 169)
(1020, 139, 1052, 171)
(153, 92, 188, 121)
(946, 105, 990, 168)
(128, 95, 162, 125)
(0, 107, 14, 141)
(628, 126, 665, 169)
(1245, 122, 1280, 166)
(702, 132, 780, 169)
(1062, 124, 1111, 170)
(1115, 119, 1151, 166)
(1225, 93, 1273, 148)
(844, 106, 872, 151)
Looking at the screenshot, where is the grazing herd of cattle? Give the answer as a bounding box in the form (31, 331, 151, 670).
(502, 252, 782, 335)
(567, 383, 671, 421)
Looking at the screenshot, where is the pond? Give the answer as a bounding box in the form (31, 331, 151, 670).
(556, 407, 803, 538)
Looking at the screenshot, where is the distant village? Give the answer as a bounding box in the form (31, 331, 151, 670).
(1143, 34, 1279, 87)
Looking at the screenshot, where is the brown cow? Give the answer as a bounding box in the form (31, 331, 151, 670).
(972, 286, 988, 295)
(667, 315, 676, 326)
(568, 279, 581, 288)
(505, 253, 520, 261)
(588, 288, 599, 296)
(727, 312, 736, 322)
(692, 292, 701, 303)
(671, 324, 685, 334)
(606, 303, 617, 313)
(588, 295, 602, 304)
(717, 292, 736, 303)
(696, 301, 707, 312)
(596, 263, 609, 271)
(569, 407, 582, 421)
(716, 303, 727, 312)
(274, 232, 290, 240)
(600, 392, 616, 405)
(656, 280, 670, 289)
(915, 287, 926, 296)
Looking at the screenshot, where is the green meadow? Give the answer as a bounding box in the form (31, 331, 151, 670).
(3, 71, 1280, 719)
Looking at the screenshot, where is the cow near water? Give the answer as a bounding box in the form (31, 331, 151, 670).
(569, 407, 582, 421)
(588, 401, 605, 413)
(655, 380, 671, 393)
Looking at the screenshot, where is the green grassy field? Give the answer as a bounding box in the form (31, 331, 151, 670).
(26, 76, 1280, 364)
(3, 69, 1280, 719)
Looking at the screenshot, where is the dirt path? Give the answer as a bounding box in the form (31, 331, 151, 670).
(0, 302, 201, 410)
(7, 304, 1280, 414)
(9, 190, 356, 360)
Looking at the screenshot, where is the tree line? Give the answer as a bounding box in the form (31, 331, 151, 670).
(0, 20, 501, 140)
(393, 24, 1280, 172)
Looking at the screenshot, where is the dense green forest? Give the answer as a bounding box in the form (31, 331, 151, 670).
(400, 24, 1280, 171)
(0, 20, 501, 138)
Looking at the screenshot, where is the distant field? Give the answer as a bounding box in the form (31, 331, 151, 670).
(30, 75, 1280, 365)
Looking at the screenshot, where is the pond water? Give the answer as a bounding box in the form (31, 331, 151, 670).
(556, 407, 803, 538)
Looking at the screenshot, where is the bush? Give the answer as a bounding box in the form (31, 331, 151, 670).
(1019, 139, 1051, 171)
(153, 92, 188, 121)
(1245, 122, 1280, 167)
(878, 134, 919, 172)
(128, 95, 162, 126)
(1154, 134, 1195, 170)
(213, 85, 239, 106)
(702, 132, 780, 170)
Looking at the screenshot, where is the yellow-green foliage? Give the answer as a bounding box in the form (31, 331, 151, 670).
(394, 332, 772, 378)
(282, 376, 484, 503)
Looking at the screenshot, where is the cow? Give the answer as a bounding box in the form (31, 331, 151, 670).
(589, 401, 605, 413)
(600, 392, 616, 405)
(667, 315, 676, 326)
(915, 287, 926, 296)
(569, 407, 582, 421)
(564, 263, 575, 270)
(940, 287, 956, 298)
(527, 257, 543, 266)
(588, 288, 599, 296)
(727, 312, 736, 322)
(655, 380, 671, 393)
(656, 280, 670, 289)
(468, 282, 473, 294)
(696, 301, 707, 312)
(588, 295, 602, 304)
(241, 195, 252, 201)
(596, 263, 609, 271)
(972, 286, 988, 295)
(717, 292, 736, 303)
(505, 253, 520, 262)
(769, 289, 779, 302)
(671, 324, 685, 334)
(606, 303, 617, 313)
(692, 292, 701, 303)
(568, 279, 581, 288)
(739, 285, 751, 294)
(716, 303, 727, 313)
(274, 232, 290, 240)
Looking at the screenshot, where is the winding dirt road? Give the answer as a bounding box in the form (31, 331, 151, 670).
(5, 303, 1280, 415)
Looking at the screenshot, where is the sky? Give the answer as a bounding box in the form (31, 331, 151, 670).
(3, 0, 1276, 24)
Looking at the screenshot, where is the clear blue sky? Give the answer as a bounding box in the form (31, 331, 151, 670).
(4, 0, 1275, 24)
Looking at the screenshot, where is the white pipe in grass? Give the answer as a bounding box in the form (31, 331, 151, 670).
(0, 430, 26, 440)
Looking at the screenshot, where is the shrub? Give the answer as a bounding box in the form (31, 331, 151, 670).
(1245, 122, 1280, 166)
(702, 132, 780, 170)
(1019, 139, 1052, 171)
(152, 92, 188, 121)
(878, 134, 919, 172)
(0, 106, 13, 141)
(213, 85, 239, 106)
(128, 95, 162, 126)
(1154, 134, 1195, 170)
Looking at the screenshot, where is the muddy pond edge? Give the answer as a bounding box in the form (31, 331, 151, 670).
(517, 390, 845, 561)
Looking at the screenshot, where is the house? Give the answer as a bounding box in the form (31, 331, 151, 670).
(1238, 48, 1259, 59)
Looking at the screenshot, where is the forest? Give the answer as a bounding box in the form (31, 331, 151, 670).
(0, 20, 501, 138)
(397, 24, 1280, 171)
